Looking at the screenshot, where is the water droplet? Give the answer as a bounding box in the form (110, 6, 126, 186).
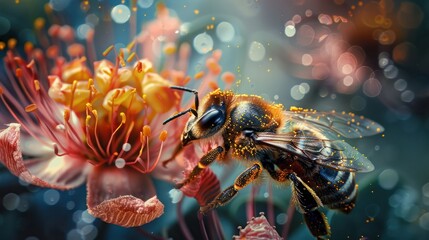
(284, 24, 296, 37)
(394, 79, 407, 91)
(77, 24, 91, 40)
(17, 195, 29, 212)
(263, 192, 269, 198)
(169, 189, 183, 204)
(301, 54, 313, 66)
(384, 65, 398, 79)
(299, 83, 310, 94)
(401, 90, 414, 103)
(274, 95, 279, 100)
(343, 76, 354, 86)
(115, 158, 126, 168)
(85, 14, 99, 27)
(378, 169, 399, 190)
(122, 143, 132, 152)
(44, 189, 60, 205)
(67, 229, 81, 240)
(291, 85, 305, 100)
(81, 225, 98, 239)
(193, 32, 213, 54)
(276, 213, 287, 225)
(419, 213, 429, 230)
(216, 22, 235, 42)
(81, 210, 96, 223)
(67, 201, 75, 210)
(137, 0, 154, 9)
(111, 4, 131, 24)
(3, 193, 20, 210)
(248, 41, 265, 62)
(363, 78, 382, 97)
(73, 210, 83, 223)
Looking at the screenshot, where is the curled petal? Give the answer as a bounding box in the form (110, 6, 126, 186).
(88, 195, 164, 227)
(87, 166, 164, 227)
(234, 214, 282, 240)
(0, 123, 90, 190)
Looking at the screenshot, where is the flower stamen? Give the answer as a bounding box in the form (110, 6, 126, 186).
(107, 112, 126, 159)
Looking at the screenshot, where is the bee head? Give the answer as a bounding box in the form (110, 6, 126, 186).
(182, 98, 226, 145)
(163, 87, 229, 146)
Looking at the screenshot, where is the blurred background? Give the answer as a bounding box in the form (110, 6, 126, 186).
(1, 0, 429, 239)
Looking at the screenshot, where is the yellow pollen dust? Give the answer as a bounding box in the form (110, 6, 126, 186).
(194, 9, 200, 15)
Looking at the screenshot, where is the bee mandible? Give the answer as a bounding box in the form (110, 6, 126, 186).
(163, 86, 383, 238)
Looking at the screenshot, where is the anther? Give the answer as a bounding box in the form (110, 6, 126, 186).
(194, 71, 204, 80)
(159, 130, 168, 141)
(25, 104, 38, 112)
(126, 40, 136, 51)
(8, 38, 17, 50)
(102, 45, 114, 57)
(120, 112, 126, 124)
(15, 68, 22, 78)
(143, 125, 151, 137)
(64, 109, 70, 121)
(126, 52, 136, 63)
(34, 80, 40, 91)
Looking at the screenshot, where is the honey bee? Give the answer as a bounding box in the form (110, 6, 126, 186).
(163, 86, 383, 238)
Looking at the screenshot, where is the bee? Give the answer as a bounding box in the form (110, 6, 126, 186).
(163, 86, 383, 238)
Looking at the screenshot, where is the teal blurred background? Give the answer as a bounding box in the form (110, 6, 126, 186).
(1, 0, 429, 239)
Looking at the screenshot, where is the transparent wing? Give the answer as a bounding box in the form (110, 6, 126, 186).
(285, 109, 384, 139)
(255, 132, 375, 173)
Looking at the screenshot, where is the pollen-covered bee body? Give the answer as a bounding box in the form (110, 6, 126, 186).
(163, 87, 383, 238)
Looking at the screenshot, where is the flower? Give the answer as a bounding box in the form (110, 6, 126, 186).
(234, 214, 282, 240)
(0, 3, 229, 227)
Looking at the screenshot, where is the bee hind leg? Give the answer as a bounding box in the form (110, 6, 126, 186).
(200, 163, 263, 213)
(289, 173, 331, 237)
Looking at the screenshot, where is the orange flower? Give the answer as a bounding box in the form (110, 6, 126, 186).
(0, 4, 229, 227)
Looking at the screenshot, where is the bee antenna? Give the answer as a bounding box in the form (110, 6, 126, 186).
(163, 108, 198, 125)
(170, 86, 199, 110)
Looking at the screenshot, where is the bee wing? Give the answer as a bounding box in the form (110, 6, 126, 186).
(255, 132, 375, 172)
(285, 110, 384, 139)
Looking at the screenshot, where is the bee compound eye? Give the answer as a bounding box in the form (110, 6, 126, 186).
(199, 105, 225, 129)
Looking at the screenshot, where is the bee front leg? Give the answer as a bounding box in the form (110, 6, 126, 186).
(175, 146, 223, 189)
(200, 163, 263, 213)
(289, 173, 331, 238)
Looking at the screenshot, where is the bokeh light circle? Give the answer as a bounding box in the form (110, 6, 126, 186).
(111, 5, 131, 24)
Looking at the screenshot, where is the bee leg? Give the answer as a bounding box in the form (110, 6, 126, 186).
(200, 163, 263, 213)
(175, 146, 223, 189)
(289, 173, 330, 237)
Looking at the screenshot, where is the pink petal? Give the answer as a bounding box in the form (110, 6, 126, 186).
(0, 123, 90, 190)
(234, 214, 282, 240)
(87, 166, 164, 227)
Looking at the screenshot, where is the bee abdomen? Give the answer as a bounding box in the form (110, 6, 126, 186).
(308, 169, 358, 213)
